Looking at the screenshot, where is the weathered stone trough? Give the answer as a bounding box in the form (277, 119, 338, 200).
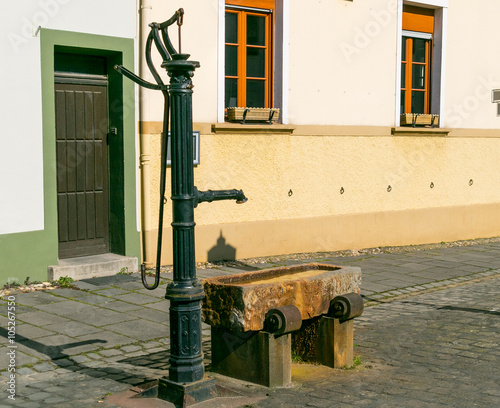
(202, 263, 363, 387)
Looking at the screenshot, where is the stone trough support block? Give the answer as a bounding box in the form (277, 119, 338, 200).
(211, 327, 292, 388)
(318, 316, 354, 368)
(292, 315, 355, 368)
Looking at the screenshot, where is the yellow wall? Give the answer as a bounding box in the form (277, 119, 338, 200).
(142, 125, 500, 264)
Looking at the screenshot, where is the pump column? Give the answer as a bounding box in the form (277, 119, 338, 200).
(158, 54, 216, 405)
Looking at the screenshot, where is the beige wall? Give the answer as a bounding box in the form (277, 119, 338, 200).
(144, 200, 500, 264)
(142, 125, 500, 264)
(142, 0, 219, 123)
(445, 0, 500, 129)
(150, 126, 500, 222)
(288, 0, 399, 126)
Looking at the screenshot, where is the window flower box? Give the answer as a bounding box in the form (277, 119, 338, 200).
(227, 107, 279, 124)
(400, 113, 439, 127)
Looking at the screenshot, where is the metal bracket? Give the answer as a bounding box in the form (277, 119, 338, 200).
(268, 109, 276, 124)
(242, 108, 250, 124)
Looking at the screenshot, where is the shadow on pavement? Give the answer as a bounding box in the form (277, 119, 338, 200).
(400, 301, 500, 316)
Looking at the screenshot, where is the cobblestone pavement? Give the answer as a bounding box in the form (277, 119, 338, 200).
(1, 240, 500, 407)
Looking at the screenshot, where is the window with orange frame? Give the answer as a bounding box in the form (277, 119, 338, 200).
(225, 0, 274, 110)
(401, 6, 434, 114)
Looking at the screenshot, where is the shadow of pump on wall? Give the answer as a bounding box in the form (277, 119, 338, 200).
(207, 231, 237, 263)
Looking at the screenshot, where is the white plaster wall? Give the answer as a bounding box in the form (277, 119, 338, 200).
(0, 0, 136, 235)
(146, 0, 401, 126)
(142, 0, 220, 123)
(444, 0, 500, 129)
(288, 0, 399, 126)
(141, 0, 500, 128)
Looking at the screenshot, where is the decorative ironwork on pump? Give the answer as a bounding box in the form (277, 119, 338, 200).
(115, 9, 247, 290)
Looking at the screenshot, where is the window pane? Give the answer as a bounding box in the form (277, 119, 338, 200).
(412, 64, 425, 89)
(401, 90, 406, 114)
(225, 45, 238, 76)
(247, 15, 266, 46)
(411, 91, 425, 113)
(412, 38, 427, 63)
(225, 12, 238, 43)
(246, 79, 265, 107)
(225, 78, 238, 108)
(247, 47, 266, 78)
(402, 37, 407, 61)
(401, 63, 406, 88)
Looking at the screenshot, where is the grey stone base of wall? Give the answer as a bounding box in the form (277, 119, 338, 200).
(47, 253, 138, 281)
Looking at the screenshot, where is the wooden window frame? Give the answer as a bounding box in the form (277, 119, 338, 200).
(225, 1, 274, 110)
(401, 34, 432, 114)
(401, 5, 434, 115)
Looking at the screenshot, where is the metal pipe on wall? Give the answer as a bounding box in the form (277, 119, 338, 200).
(139, 0, 153, 267)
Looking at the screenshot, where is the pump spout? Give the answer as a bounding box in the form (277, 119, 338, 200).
(194, 187, 247, 207)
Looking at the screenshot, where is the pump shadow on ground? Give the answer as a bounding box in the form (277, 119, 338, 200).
(0, 327, 166, 388)
(0, 327, 107, 360)
(79, 274, 139, 286)
(119, 339, 213, 371)
(401, 300, 500, 316)
(0, 326, 215, 403)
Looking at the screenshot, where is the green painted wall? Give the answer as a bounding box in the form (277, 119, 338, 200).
(0, 29, 140, 286)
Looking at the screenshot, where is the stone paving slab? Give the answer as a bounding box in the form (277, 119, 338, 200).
(14, 323, 55, 340)
(75, 331, 135, 349)
(134, 286, 170, 298)
(11, 292, 65, 307)
(49, 288, 97, 299)
(98, 300, 144, 312)
(72, 294, 119, 305)
(127, 308, 169, 323)
(92, 288, 132, 297)
(140, 298, 169, 310)
(35, 300, 98, 316)
(102, 320, 168, 342)
(43, 321, 104, 337)
(113, 293, 162, 305)
(15, 310, 72, 326)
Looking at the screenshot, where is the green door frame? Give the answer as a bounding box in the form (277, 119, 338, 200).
(40, 30, 140, 262)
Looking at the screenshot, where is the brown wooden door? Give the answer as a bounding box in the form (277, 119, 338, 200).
(55, 81, 110, 258)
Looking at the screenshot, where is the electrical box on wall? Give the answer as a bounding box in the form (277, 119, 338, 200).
(491, 90, 500, 117)
(492, 90, 500, 103)
(166, 131, 200, 165)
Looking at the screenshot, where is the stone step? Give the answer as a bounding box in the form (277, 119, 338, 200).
(48, 253, 138, 281)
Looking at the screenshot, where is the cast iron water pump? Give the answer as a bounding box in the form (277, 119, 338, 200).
(115, 8, 247, 404)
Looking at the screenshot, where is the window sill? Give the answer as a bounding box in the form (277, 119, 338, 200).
(212, 123, 296, 135)
(391, 127, 450, 137)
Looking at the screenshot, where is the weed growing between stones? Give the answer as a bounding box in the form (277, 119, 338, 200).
(345, 355, 362, 370)
(52, 276, 75, 288)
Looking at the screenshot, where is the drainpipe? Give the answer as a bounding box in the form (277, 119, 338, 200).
(139, 0, 153, 267)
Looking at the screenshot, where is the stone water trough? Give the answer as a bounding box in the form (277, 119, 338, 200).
(202, 263, 363, 387)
